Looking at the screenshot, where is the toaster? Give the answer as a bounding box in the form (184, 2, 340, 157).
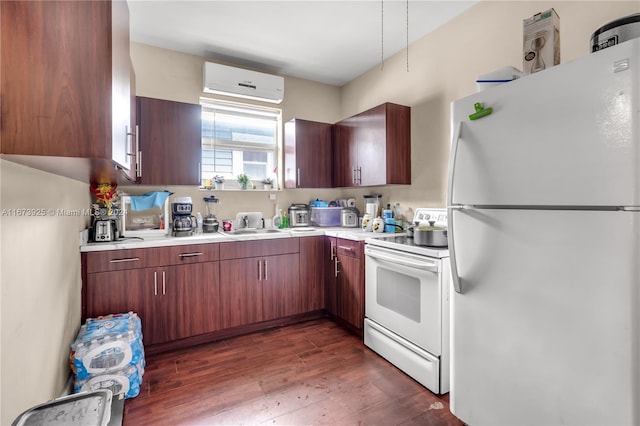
(341, 207, 359, 228)
(93, 219, 117, 242)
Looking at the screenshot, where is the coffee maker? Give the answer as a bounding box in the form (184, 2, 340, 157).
(171, 197, 195, 237)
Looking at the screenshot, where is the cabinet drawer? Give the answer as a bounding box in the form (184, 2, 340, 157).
(219, 238, 299, 260)
(84, 247, 168, 273)
(335, 239, 362, 259)
(164, 243, 219, 265)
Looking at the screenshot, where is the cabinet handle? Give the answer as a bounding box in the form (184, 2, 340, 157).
(357, 166, 362, 185)
(297, 168, 301, 187)
(264, 260, 268, 281)
(109, 257, 140, 263)
(258, 260, 262, 281)
(162, 271, 166, 296)
(352, 167, 356, 185)
(330, 242, 336, 260)
(334, 258, 339, 277)
(136, 125, 142, 178)
(198, 162, 202, 185)
(154, 271, 158, 296)
(179, 252, 203, 258)
(337, 245, 353, 253)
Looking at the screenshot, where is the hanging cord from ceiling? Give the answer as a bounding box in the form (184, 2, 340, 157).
(406, 0, 409, 72)
(381, 0, 410, 72)
(380, 0, 384, 71)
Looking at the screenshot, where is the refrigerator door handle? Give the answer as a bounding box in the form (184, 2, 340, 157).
(447, 121, 463, 207)
(448, 206, 464, 294)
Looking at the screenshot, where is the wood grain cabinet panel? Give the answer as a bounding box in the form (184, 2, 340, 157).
(84, 244, 221, 345)
(324, 237, 365, 331)
(136, 97, 202, 185)
(333, 102, 411, 187)
(300, 236, 326, 312)
(0, 0, 135, 183)
(219, 238, 301, 328)
(284, 119, 333, 188)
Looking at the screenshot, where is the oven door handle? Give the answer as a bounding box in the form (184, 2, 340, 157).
(366, 250, 439, 273)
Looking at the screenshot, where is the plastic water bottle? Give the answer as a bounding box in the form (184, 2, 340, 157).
(195, 212, 203, 234)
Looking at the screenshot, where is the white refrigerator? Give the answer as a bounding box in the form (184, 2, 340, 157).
(447, 38, 639, 425)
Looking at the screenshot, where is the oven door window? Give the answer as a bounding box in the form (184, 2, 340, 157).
(377, 268, 421, 322)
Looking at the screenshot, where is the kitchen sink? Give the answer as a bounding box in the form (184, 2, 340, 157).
(227, 228, 283, 235)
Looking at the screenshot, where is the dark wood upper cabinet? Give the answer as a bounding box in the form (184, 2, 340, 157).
(284, 119, 333, 188)
(0, 0, 135, 184)
(333, 102, 411, 187)
(136, 97, 202, 186)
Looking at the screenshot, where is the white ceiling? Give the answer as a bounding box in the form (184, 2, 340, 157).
(127, 0, 477, 86)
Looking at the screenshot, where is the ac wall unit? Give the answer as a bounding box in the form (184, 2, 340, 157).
(203, 62, 284, 104)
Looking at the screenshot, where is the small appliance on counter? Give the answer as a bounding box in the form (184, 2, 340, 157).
(172, 197, 195, 237)
(202, 195, 220, 233)
(288, 204, 310, 227)
(341, 207, 359, 228)
(92, 218, 118, 242)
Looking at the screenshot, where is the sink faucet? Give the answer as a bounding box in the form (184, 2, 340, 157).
(242, 215, 249, 228)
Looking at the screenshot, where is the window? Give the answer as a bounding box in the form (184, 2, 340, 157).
(200, 98, 281, 188)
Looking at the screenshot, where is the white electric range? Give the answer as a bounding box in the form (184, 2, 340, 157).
(364, 209, 451, 394)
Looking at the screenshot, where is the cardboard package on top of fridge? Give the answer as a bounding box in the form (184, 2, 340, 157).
(523, 8, 560, 75)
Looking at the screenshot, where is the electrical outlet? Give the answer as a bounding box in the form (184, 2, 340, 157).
(269, 193, 276, 201)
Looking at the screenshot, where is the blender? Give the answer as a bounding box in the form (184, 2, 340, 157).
(202, 195, 220, 233)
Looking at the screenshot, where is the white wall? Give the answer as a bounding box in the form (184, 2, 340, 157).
(0, 160, 90, 424)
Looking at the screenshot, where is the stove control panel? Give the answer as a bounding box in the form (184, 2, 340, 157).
(413, 208, 447, 227)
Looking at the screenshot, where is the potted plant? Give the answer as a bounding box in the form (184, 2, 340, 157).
(262, 177, 273, 190)
(213, 175, 225, 190)
(237, 173, 250, 190)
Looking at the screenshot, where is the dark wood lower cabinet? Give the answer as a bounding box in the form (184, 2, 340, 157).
(324, 237, 365, 332)
(85, 262, 220, 345)
(83, 235, 363, 353)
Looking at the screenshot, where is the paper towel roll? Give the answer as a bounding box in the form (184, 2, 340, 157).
(366, 203, 377, 216)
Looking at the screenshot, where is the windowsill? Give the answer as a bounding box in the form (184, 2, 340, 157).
(199, 186, 280, 192)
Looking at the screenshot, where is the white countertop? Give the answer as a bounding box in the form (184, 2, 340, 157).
(81, 227, 404, 252)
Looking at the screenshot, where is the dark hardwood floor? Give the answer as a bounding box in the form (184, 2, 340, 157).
(124, 318, 463, 425)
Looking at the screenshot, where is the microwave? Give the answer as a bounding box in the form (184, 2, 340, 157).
(120, 195, 169, 237)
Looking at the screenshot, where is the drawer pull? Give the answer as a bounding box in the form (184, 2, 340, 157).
(109, 257, 140, 263)
(179, 252, 204, 258)
(337, 245, 353, 252)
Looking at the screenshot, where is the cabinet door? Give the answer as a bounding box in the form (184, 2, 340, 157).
(262, 253, 301, 321)
(219, 258, 263, 328)
(300, 236, 325, 312)
(137, 97, 202, 185)
(357, 104, 387, 186)
(145, 268, 175, 345)
(0, 1, 133, 182)
(86, 269, 148, 320)
(333, 118, 358, 188)
(85, 268, 164, 343)
(337, 252, 364, 330)
(284, 119, 333, 188)
(169, 262, 221, 339)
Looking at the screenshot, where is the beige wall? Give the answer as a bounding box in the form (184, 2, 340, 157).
(128, 1, 638, 221)
(0, 160, 90, 424)
(341, 0, 640, 214)
(128, 42, 348, 220)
